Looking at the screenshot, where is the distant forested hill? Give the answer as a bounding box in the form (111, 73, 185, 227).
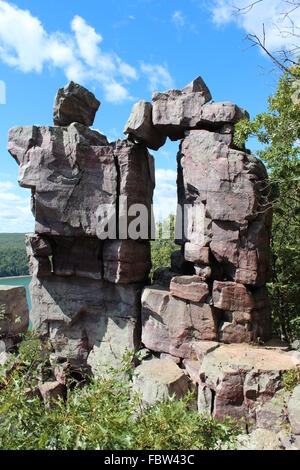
(0, 234, 29, 277)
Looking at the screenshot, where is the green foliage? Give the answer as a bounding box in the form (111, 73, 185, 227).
(0, 233, 29, 277)
(0, 334, 241, 450)
(132, 396, 240, 450)
(234, 61, 300, 343)
(282, 368, 300, 394)
(151, 214, 177, 278)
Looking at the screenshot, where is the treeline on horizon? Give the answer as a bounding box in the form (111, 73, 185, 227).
(0, 233, 29, 278)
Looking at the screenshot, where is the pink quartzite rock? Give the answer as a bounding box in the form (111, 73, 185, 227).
(29, 274, 143, 372)
(141, 286, 219, 358)
(184, 244, 210, 265)
(212, 281, 255, 312)
(198, 344, 300, 423)
(170, 276, 209, 303)
(152, 77, 212, 140)
(288, 385, 300, 436)
(53, 81, 100, 127)
(103, 240, 151, 284)
(177, 128, 272, 289)
(8, 126, 154, 240)
(0, 286, 29, 341)
(38, 381, 67, 404)
(124, 100, 166, 150)
(133, 358, 190, 405)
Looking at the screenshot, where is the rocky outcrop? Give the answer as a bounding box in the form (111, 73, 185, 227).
(53, 81, 100, 127)
(132, 358, 190, 405)
(198, 344, 300, 423)
(10, 77, 291, 446)
(0, 286, 29, 348)
(288, 385, 300, 439)
(8, 83, 154, 372)
(124, 100, 166, 150)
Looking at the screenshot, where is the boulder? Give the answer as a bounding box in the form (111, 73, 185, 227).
(199, 344, 300, 422)
(288, 385, 300, 436)
(170, 276, 209, 303)
(141, 286, 219, 358)
(124, 100, 166, 150)
(212, 281, 255, 313)
(53, 81, 100, 127)
(256, 389, 289, 432)
(236, 429, 283, 450)
(160, 353, 181, 365)
(38, 381, 67, 404)
(199, 102, 249, 126)
(152, 85, 248, 141)
(191, 341, 220, 362)
(132, 358, 190, 405)
(291, 340, 300, 351)
(184, 244, 210, 265)
(183, 359, 201, 384)
(152, 77, 212, 140)
(0, 286, 29, 340)
(218, 321, 252, 344)
(29, 275, 143, 371)
(194, 265, 212, 281)
(182, 76, 212, 96)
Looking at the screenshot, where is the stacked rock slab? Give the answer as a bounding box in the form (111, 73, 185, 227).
(136, 76, 272, 358)
(8, 82, 154, 372)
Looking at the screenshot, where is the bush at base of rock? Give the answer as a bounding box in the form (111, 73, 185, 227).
(0, 333, 241, 451)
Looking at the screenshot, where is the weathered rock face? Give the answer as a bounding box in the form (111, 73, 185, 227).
(142, 286, 220, 358)
(0, 286, 29, 345)
(9, 82, 154, 372)
(53, 81, 100, 127)
(198, 344, 300, 423)
(8, 125, 154, 240)
(152, 77, 212, 141)
(124, 100, 166, 150)
(9, 77, 278, 433)
(288, 385, 300, 436)
(132, 358, 190, 405)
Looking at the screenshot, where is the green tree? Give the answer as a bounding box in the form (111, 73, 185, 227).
(234, 61, 300, 342)
(150, 214, 177, 278)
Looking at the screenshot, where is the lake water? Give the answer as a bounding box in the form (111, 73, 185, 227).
(0, 276, 32, 309)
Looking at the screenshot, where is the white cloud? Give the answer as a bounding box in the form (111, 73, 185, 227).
(0, 1, 140, 103)
(0, 180, 34, 232)
(71, 15, 103, 67)
(172, 10, 185, 28)
(211, 0, 300, 52)
(141, 62, 174, 92)
(153, 168, 178, 220)
(103, 81, 129, 103)
(118, 60, 138, 80)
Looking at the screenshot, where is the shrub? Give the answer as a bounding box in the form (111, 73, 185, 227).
(0, 334, 241, 450)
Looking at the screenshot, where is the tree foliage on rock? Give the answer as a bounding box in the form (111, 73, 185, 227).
(234, 60, 300, 341)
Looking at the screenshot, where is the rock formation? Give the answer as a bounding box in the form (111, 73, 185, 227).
(0, 286, 29, 350)
(8, 84, 154, 372)
(8, 77, 300, 438)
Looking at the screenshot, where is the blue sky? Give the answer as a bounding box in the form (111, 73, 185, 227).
(0, 0, 297, 232)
